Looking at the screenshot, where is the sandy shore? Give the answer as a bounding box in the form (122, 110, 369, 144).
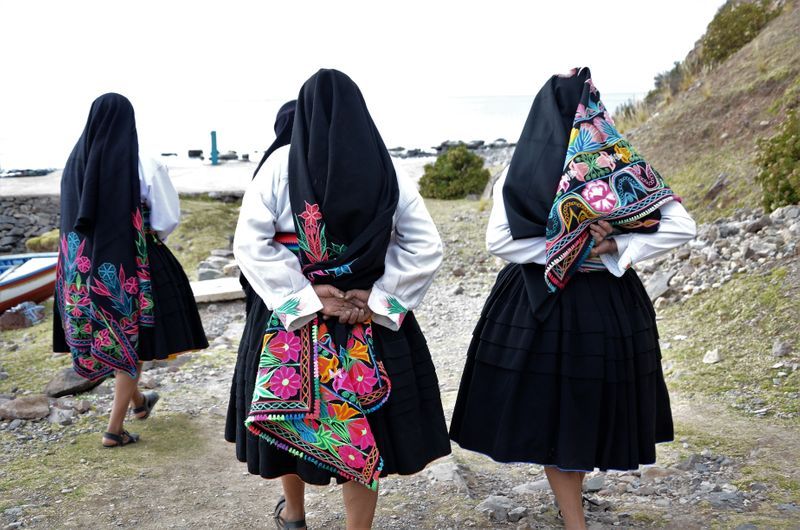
(0, 157, 435, 197)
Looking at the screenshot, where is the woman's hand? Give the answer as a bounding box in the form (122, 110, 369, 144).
(340, 289, 373, 325)
(313, 284, 359, 319)
(588, 220, 618, 258)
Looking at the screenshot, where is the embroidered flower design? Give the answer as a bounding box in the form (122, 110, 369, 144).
(94, 329, 112, 348)
(349, 361, 378, 395)
(581, 180, 617, 213)
(348, 418, 375, 450)
(268, 366, 301, 399)
(331, 369, 355, 394)
(614, 144, 632, 163)
(76, 256, 91, 273)
(123, 277, 139, 295)
(596, 151, 616, 171)
(318, 354, 340, 384)
(329, 402, 360, 421)
(299, 202, 322, 223)
(568, 160, 589, 182)
(346, 338, 370, 363)
(337, 445, 365, 469)
(556, 172, 572, 194)
(268, 330, 301, 363)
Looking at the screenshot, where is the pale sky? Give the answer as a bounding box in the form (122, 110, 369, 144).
(0, 0, 725, 167)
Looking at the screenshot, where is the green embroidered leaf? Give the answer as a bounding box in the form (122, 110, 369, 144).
(328, 420, 351, 443)
(258, 352, 284, 368)
(275, 297, 301, 317)
(314, 427, 338, 452)
(386, 296, 407, 315)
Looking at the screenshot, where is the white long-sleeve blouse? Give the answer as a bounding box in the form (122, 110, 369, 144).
(487, 170, 697, 274)
(233, 145, 443, 332)
(138, 155, 180, 240)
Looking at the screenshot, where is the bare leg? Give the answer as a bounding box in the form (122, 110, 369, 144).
(103, 364, 142, 446)
(129, 363, 147, 417)
(545, 467, 586, 530)
(280, 475, 306, 524)
(342, 480, 378, 530)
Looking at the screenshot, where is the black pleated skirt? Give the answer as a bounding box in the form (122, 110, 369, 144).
(225, 287, 451, 484)
(137, 237, 208, 360)
(449, 263, 673, 472)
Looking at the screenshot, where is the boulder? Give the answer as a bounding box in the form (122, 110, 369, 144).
(644, 269, 677, 301)
(0, 395, 50, 420)
(44, 367, 104, 397)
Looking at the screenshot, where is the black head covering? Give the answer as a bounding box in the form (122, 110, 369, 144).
(503, 69, 588, 239)
(252, 100, 296, 179)
(54, 93, 150, 381)
(288, 69, 399, 291)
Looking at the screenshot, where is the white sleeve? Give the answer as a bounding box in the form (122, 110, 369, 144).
(367, 173, 443, 331)
(233, 157, 322, 331)
(486, 170, 547, 264)
(600, 200, 697, 277)
(146, 161, 181, 240)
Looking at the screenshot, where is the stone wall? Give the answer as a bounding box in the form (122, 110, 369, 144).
(0, 196, 60, 254)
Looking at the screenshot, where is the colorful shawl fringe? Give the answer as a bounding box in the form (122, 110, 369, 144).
(246, 228, 391, 490)
(544, 70, 676, 291)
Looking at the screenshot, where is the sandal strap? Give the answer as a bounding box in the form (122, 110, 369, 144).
(283, 519, 306, 529)
(103, 431, 123, 444)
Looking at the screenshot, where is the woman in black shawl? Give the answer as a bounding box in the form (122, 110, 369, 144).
(227, 70, 449, 529)
(54, 93, 207, 448)
(449, 68, 696, 528)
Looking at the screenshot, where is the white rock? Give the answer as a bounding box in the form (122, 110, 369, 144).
(702, 348, 722, 364)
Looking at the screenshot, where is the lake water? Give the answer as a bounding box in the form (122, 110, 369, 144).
(0, 93, 642, 170)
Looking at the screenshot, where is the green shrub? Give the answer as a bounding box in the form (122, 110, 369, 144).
(418, 145, 490, 200)
(702, 1, 777, 66)
(755, 109, 800, 211)
(25, 228, 60, 252)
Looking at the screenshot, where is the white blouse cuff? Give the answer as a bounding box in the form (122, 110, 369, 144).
(273, 283, 323, 332)
(367, 284, 408, 332)
(598, 234, 634, 277)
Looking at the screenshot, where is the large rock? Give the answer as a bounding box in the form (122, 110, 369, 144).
(0, 395, 50, 420)
(512, 479, 550, 495)
(44, 367, 104, 397)
(644, 269, 677, 301)
(198, 268, 224, 281)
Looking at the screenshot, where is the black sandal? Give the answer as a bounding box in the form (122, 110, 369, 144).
(274, 496, 307, 529)
(102, 430, 140, 448)
(133, 391, 160, 420)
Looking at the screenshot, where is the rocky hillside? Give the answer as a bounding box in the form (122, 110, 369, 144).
(625, 0, 800, 222)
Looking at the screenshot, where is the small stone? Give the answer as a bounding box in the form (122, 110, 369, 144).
(772, 340, 793, 358)
(449, 284, 464, 296)
(197, 268, 223, 281)
(702, 348, 722, 364)
(452, 267, 466, 277)
(210, 249, 234, 258)
(507, 507, 528, 523)
(7, 419, 23, 430)
(583, 473, 605, 492)
(512, 479, 550, 495)
(745, 215, 771, 234)
(641, 466, 683, 483)
(475, 495, 516, 522)
(48, 407, 75, 425)
(139, 373, 160, 389)
(222, 263, 240, 277)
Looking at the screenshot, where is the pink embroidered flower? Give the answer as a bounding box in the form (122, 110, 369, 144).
(94, 329, 112, 348)
(568, 160, 589, 182)
(76, 256, 91, 273)
(349, 361, 378, 395)
(82, 322, 92, 334)
(79, 357, 95, 369)
(337, 445, 365, 469)
(268, 331, 301, 363)
(557, 172, 571, 194)
(574, 103, 590, 120)
(596, 151, 616, 171)
(331, 369, 355, 394)
(581, 180, 617, 213)
(299, 202, 322, 223)
(123, 277, 139, 295)
(348, 418, 375, 450)
(268, 366, 301, 400)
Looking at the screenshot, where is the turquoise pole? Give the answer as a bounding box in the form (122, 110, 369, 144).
(210, 130, 219, 165)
